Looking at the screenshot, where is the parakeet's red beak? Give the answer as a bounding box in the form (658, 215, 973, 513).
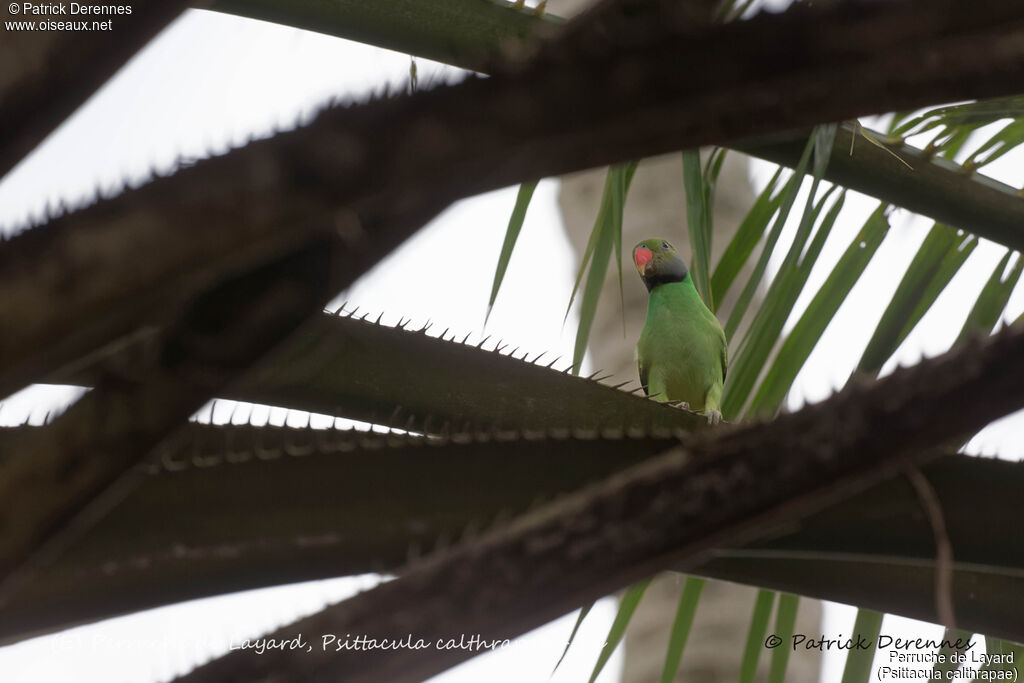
(634, 247, 654, 275)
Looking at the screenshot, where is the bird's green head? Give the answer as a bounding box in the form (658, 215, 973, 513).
(633, 238, 689, 292)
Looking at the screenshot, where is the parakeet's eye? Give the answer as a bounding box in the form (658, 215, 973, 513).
(661, 240, 671, 250)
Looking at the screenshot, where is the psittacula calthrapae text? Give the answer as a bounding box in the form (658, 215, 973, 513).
(633, 238, 728, 424)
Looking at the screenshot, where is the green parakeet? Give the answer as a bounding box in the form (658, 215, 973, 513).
(633, 238, 728, 424)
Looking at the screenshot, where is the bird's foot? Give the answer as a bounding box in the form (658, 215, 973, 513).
(704, 409, 723, 426)
(680, 401, 691, 411)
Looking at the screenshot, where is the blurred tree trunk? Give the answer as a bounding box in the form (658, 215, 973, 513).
(557, 150, 822, 681)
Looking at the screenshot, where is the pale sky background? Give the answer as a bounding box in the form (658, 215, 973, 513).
(1, 4, 1022, 683)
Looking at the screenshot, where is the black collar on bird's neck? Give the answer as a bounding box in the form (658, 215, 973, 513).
(642, 259, 689, 292)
